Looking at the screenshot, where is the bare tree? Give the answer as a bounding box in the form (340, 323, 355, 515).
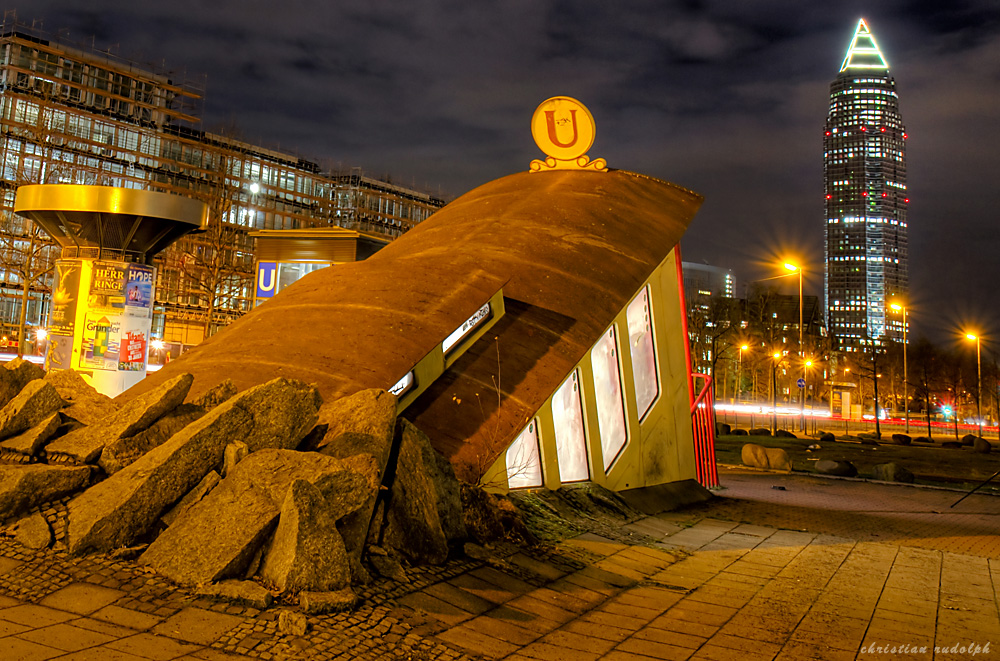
(0, 86, 64, 356)
(910, 337, 942, 438)
(175, 148, 253, 339)
(686, 294, 740, 390)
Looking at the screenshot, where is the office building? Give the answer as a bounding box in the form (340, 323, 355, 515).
(824, 18, 908, 351)
(682, 262, 734, 303)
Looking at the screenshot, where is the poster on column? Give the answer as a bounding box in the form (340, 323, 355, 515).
(118, 316, 148, 372)
(46, 333, 74, 371)
(79, 313, 122, 371)
(124, 264, 154, 318)
(50, 261, 81, 335)
(88, 261, 128, 312)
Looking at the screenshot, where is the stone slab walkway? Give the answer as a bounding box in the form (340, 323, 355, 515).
(3, 468, 1000, 660)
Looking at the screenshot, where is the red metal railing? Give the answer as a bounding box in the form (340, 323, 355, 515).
(675, 249, 719, 489)
(690, 373, 719, 488)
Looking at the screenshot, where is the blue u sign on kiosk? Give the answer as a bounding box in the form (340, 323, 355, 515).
(256, 262, 277, 300)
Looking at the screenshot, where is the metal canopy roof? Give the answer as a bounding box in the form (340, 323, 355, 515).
(14, 185, 208, 264)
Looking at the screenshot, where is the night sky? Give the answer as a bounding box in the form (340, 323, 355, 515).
(16, 1, 1000, 347)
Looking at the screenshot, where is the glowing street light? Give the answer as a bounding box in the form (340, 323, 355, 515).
(737, 344, 749, 401)
(783, 261, 805, 431)
(966, 332, 983, 437)
(771, 351, 783, 435)
(890, 301, 909, 433)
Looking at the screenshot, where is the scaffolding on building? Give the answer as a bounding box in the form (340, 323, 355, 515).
(0, 15, 447, 353)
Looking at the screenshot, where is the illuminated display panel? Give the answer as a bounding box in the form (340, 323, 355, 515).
(442, 302, 491, 354)
(389, 371, 414, 397)
(591, 325, 627, 471)
(505, 420, 543, 489)
(626, 286, 659, 420)
(552, 370, 589, 483)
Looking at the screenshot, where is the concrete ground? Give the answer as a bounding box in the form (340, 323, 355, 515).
(3, 468, 1000, 660)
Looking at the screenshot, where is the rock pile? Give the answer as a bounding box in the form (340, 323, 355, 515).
(0, 363, 470, 612)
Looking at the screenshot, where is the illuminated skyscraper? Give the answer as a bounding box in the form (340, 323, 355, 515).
(824, 19, 908, 351)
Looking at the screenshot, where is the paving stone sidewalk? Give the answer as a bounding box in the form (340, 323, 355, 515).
(3, 468, 1000, 660)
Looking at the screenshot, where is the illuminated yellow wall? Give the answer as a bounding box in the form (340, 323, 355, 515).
(483, 247, 697, 493)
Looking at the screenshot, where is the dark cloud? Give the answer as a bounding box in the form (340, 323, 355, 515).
(13, 1, 1000, 344)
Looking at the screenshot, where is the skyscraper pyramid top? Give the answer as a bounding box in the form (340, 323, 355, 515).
(839, 18, 889, 72)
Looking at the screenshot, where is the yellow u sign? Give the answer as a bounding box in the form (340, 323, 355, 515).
(530, 97, 606, 172)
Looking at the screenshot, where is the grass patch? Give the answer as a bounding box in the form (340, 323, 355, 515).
(716, 433, 1000, 493)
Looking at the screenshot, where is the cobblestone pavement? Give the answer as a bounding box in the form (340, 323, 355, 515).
(2, 468, 1000, 660)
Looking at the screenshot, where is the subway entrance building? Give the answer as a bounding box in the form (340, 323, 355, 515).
(129, 98, 718, 502)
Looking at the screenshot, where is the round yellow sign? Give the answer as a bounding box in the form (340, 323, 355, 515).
(530, 97, 596, 162)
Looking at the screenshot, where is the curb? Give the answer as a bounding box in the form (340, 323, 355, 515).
(717, 463, 1000, 497)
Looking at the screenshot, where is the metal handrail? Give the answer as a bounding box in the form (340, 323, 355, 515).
(690, 372, 720, 488)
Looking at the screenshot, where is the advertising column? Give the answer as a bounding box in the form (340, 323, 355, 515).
(45, 259, 155, 397)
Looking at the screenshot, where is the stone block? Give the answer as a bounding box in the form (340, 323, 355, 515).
(100, 403, 207, 475)
(14, 511, 52, 549)
(44, 369, 119, 426)
(160, 470, 221, 527)
(741, 443, 791, 472)
(871, 462, 914, 483)
(0, 380, 64, 442)
(890, 434, 912, 446)
(48, 373, 194, 464)
(300, 588, 357, 614)
(0, 412, 61, 459)
(67, 378, 320, 554)
(195, 579, 273, 609)
(0, 464, 91, 522)
(815, 460, 857, 477)
(258, 479, 351, 593)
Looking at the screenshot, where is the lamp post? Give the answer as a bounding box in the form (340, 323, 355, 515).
(967, 333, 983, 438)
(890, 302, 908, 433)
(737, 344, 748, 401)
(784, 262, 805, 431)
(771, 351, 782, 435)
(804, 359, 813, 433)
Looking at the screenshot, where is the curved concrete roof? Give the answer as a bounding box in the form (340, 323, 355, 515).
(125, 169, 702, 477)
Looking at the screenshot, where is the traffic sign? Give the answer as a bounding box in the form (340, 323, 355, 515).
(797, 378, 806, 388)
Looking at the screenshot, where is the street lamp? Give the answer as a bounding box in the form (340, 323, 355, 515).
(890, 302, 909, 433)
(966, 332, 983, 437)
(771, 351, 783, 435)
(784, 261, 805, 431)
(737, 344, 748, 401)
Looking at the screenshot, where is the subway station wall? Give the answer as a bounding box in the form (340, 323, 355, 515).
(486, 248, 696, 493)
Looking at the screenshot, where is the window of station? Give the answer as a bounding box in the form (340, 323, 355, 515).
(626, 286, 659, 420)
(505, 419, 543, 489)
(552, 370, 589, 483)
(590, 324, 628, 472)
(276, 262, 330, 293)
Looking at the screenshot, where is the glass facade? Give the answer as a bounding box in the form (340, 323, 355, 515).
(505, 419, 543, 489)
(552, 370, 589, 483)
(626, 286, 659, 419)
(591, 325, 628, 471)
(824, 19, 908, 351)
